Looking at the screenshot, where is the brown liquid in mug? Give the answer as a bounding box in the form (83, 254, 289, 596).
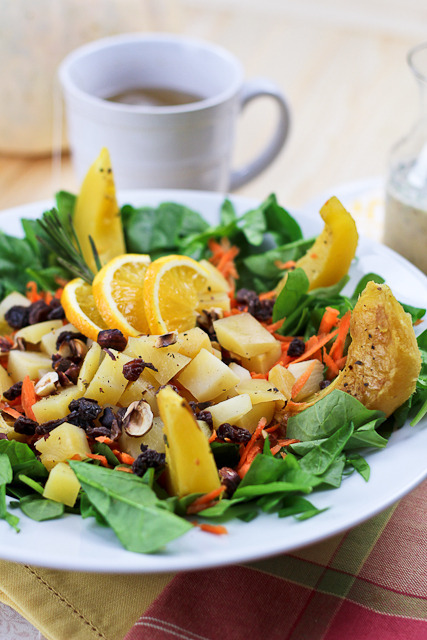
(105, 87, 203, 107)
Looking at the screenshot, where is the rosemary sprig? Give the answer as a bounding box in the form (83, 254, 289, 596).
(36, 208, 96, 284)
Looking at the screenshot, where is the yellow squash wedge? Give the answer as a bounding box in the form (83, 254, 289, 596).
(73, 147, 126, 273)
(157, 386, 220, 497)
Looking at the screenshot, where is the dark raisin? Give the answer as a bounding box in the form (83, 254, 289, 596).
(254, 299, 275, 321)
(3, 381, 23, 401)
(235, 288, 258, 306)
(97, 329, 127, 351)
(47, 304, 65, 320)
(13, 415, 38, 435)
(35, 417, 68, 435)
(0, 433, 7, 440)
(28, 299, 51, 325)
(0, 337, 13, 354)
(287, 338, 305, 357)
(132, 444, 166, 477)
(123, 358, 158, 381)
(98, 407, 122, 440)
(235, 288, 275, 321)
(216, 423, 251, 444)
(68, 397, 103, 422)
(219, 467, 241, 497)
(5, 306, 30, 329)
(319, 380, 331, 390)
(189, 400, 211, 413)
(197, 410, 213, 429)
(56, 331, 87, 351)
(64, 363, 81, 385)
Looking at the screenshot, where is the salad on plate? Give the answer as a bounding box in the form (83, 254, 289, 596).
(0, 148, 425, 555)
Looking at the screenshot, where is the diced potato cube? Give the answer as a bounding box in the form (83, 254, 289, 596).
(119, 376, 159, 416)
(240, 342, 282, 374)
(0, 365, 12, 397)
(7, 350, 53, 383)
(177, 348, 239, 402)
(288, 359, 324, 401)
(35, 422, 91, 471)
(15, 319, 64, 345)
(229, 362, 251, 382)
(118, 416, 165, 458)
(209, 394, 252, 429)
(213, 313, 277, 358)
(84, 350, 131, 405)
(234, 401, 276, 433)
(210, 387, 238, 404)
(176, 327, 213, 359)
(124, 336, 190, 385)
(268, 364, 295, 401)
(32, 385, 84, 423)
(77, 342, 103, 391)
(40, 322, 79, 356)
(43, 462, 81, 507)
(198, 260, 230, 292)
(212, 347, 222, 360)
(235, 378, 286, 407)
(158, 386, 220, 497)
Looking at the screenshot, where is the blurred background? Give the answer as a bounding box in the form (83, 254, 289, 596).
(0, 0, 425, 209)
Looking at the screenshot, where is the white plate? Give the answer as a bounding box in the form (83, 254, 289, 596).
(0, 188, 426, 574)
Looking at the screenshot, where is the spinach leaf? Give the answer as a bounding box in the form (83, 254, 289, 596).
(299, 423, 354, 475)
(272, 268, 309, 322)
(346, 453, 370, 481)
(18, 494, 65, 521)
(0, 440, 48, 480)
(70, 461, 192, 553)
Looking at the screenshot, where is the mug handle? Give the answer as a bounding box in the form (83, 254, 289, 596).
(229, 78, 291, 191)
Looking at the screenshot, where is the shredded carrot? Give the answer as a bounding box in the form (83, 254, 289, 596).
(189, 485, 226, 509)
(111, 449, 135, 465)
(274, 334, 294, 343)
(263, 318, 284, 334)
(322, 347, 339, 378)
(86, 453, 110, 467)
(274, 259, 296, 270)
(197, 523, 228, 535)
(329, 310, 351, 361)
(70, 454, 82, 461)
(291, 328, 339, 364)
(270, 444, 282, 456)
(95, 435, 114, 445)
(250, 372, 268, 379)
(0, 404, 22, 419)
(265, 423, 280, 433)
(318, 306, 340, 335)
(187, 499, 220, 515)
(237, 444, 263, 478)
(258, 290, 276, 300)
(208, 430, 217, 443)
(415, 318, 424, 326)
(335, 355, 347, 369)
(21, 376, 37, 421)
(286, 399, 310, 412)
(115, 465, 134, 473)
(26, 281, 41, 303)
(237, 417, 267, 471)
(276, 438, 300, 447)
(291, 360, 317, 399)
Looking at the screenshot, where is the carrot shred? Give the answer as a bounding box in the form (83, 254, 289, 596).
(265, 423, 280, 433)
(111, 449, 135, 465)
(335, 355, 347, 369)
(258, 290, 276, 301)
(189, 485, 226, 509)
(94, 435, 114, 445)
(86, 453, 110, 468)
(250, 372, 268, 379)
(263, 318, 284, 333)
(329, 310, 351, 361)
(116, 465, 134, 473)
(187, 499, 220, 515)
(274, 259, 296, 270)
(21, 375, 37, 421)
(26, 281, 41, 303)
(208, 430, 217, 443)
(270, 444, 282, 456)
(237, 417, 267, 471)
(197, 523, 228, 535)
(276, 438, 300, 447)
(323, 347, 339, 378)
(291, 360, 317, 399)
(318, 306, 340, 335)
(69, 454, 82, 461)
(291, 328, 339, 364)
(0, 403, 22, 419)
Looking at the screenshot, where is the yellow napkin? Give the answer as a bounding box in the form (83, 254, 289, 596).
(0, 561, 174, 640)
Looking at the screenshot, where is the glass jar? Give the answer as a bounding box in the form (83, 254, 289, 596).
(384, 42, 427, 274)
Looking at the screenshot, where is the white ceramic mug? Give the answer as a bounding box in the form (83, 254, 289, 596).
(59, 33, 290, 191)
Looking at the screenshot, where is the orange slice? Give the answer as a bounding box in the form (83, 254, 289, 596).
(92, 253, 151, 337)
(143, 255, 211, 334)
(61, 278, 108, 341)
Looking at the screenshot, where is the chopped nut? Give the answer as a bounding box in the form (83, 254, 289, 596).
(34, 371, 59, 397)
(155, 331, 178, 348)
(122, 400, 153, 437)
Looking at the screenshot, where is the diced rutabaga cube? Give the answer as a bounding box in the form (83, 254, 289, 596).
(43, 462, 81, 507)
(77, 342, 103, 391)
(209, 394, 252, 429)
(40, 322, 79, 356)
(15, 319, 64, 345)
(118, 416, 165, 458)
(213, 313, 278, 358)
(84, 350, 131, 405)
(176, 348, 240, 402)
(198, 260, 230, 292)
(239, 342, 282, 374)
(7, 350, 53, 383)
(124, 336, 190, 385)
(233, 401, 276, 433)
(119, 376, 159, 416)
(228, 362, 251, 382)
(176, 327, 213, 359)
(32, 385, 84, 423)
(35, 422, 90, 471)
(268, 364, 295, 401)
(288, 359, 324, 401)
(236, 378, 286, 408)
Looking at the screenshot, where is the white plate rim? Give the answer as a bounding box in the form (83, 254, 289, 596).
(0, 186, 425, 574)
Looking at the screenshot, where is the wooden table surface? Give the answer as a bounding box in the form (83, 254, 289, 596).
(0, 2, 425, 638)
